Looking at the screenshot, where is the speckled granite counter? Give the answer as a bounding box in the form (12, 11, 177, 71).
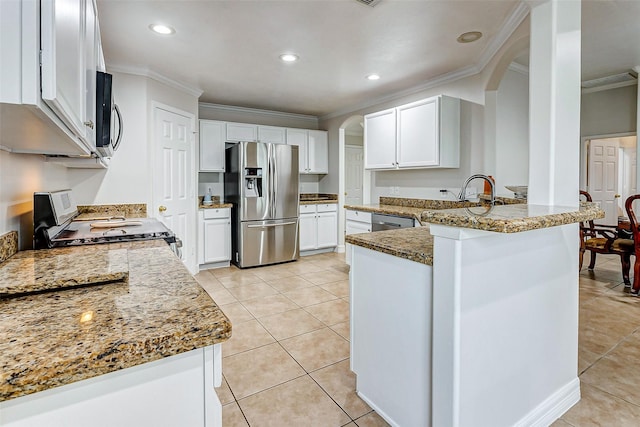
(77, 203, 147, 218)
(346, 227, 434, 266)
(421, 202, 603, 233)
(300, 193, 338, 205)
(198, 195, 233, 209)
(0, 239, 231, 402)
(345, 203, 430, 222)
(0, 245, 128, 297)
(345, 200, 603, 265)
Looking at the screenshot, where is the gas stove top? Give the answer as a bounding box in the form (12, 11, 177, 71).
(51, 217, 176, 247)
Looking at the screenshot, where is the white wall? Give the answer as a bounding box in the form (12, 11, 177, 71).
(68, 72, 199, 208)
(494, 68, 529, 195)
(0, 150, 69, 249)
(581, 84, 637, 137)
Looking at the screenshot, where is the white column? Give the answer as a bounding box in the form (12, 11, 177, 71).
(527, 0, 581, 207)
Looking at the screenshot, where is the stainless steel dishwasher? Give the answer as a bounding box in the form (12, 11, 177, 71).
(371, 213, 415, 231)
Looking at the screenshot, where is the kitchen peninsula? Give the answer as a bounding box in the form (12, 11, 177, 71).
(346, 201, 603, 427)
(0, 235, 231, 427)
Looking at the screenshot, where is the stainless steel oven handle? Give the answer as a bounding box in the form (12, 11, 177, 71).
(372, 221, 402, 227)
(247, 221, 297, 228)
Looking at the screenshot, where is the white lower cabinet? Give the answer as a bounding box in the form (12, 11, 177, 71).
(0, 345, 223, 427)
(345, 209, 372, 265)
(299, 204, 337, 253)
(198, 208, 231, 267)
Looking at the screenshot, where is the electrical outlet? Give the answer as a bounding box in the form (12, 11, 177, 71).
(389, 186, 395, 196)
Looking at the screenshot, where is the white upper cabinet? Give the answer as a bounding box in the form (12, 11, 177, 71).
(364, 108, 396, 169)
(0, 0, 101, 156)
(286, 128, 308, 173)
(286, 128, 328, 174)
(41, 0, 97, 151)
(257, 126, 286, 144)
(364, 95, 460, 170)
(308, 130, 329, 174)
(200, 120, 226, 172)
(226, 123, 257, 142)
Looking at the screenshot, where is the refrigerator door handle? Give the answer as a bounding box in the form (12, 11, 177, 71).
(247, 221, 297, 228)
(271, 145, 277, 218)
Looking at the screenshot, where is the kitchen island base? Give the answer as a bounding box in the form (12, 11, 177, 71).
(0, 345, 223, 427)
(350, 223, 582, 426)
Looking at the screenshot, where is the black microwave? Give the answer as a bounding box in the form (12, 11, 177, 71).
(95, 71, 123, 157)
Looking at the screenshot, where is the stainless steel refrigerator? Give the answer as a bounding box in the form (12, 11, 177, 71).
(225, 141, 300, 268)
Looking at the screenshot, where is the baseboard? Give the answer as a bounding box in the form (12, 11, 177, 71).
(356, 391, 400, 427)
(198, 261, 230, 271)
(514, 378, 581, 427)
(336, 244, 346, 253)
(300, 247, 336, 256)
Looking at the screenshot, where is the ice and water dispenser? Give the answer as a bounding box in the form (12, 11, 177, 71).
(244, 168, 262, 198)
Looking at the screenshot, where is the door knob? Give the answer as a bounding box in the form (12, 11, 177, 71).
(158, 205, 167, 212)
(615, 194, 621, 198)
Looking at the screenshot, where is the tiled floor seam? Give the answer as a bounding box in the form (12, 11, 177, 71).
(579, 381, 640, 410)
(305, 371, 356, 423)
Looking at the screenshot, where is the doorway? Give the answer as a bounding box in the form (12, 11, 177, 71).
(581, 134, 637, 224)
(152, 103, 197, 273)
(337, 115, 367, 253)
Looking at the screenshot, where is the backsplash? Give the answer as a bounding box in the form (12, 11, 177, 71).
(0, 231, 19, 264)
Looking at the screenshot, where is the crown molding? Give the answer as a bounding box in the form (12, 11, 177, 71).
(476, 2, 530, 71)
(199, 102, 319, 123)
(508, 62, 529, 76)
(581, 80, 638, 95)
(106, 64, 204, 98)
(320, 2, 530, 121)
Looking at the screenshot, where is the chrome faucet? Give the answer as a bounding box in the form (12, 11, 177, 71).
(458, 174, 495, 206)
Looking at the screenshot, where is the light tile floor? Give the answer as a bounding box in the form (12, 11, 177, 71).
(195, 251, 640, 426)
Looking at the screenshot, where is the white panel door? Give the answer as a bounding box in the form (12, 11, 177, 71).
(397, 98, 439, 168)
(203, 219, 231, 263)
(154, 108, 193, 267)
(589, 138, 619, 224)
(308, 130, 328, 174)
(364, 108, 396, 169)
(316, 212, 337, 248)
(286, 128, 308, 173)
(345, 145, 364, 206)
(299, 213, 317, 250)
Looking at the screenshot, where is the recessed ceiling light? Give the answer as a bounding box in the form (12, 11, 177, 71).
(280, 53, 299, 62)
(366, 74, 381, 81)
(457, 31, 482, 43)
(149, 24, 175, 35)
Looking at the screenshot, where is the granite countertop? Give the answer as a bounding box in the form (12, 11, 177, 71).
(0, 240, 231, 402)
(300, 193, 338, 205)
(346, 226, 434, 266)
(421, 202, 604, 233)
(198, 195, 233, 209)
(344, 203, 427, 223)
(0, 245, 129, 297)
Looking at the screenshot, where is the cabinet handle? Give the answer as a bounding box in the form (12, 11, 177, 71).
(84, 120, 94, 129)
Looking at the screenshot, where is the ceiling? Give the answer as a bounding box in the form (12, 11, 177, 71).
(97, 0, 640, 118)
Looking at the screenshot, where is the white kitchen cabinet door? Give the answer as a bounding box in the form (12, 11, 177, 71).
(200, 120, 226, 172)
(226, 123, 257, 142)
(364, 108, 396, 169)
(316, 211, 337, 248)
(396, 98, 439, 168)
(258, 126, 286, 144)
(308, 130, 328, 174)
(299, 213, 317, 251)
(41, 0, 89, 144)
(83, 0, 97, 151)
(286, 128, 309, 173)
(203, 218, 231, 264)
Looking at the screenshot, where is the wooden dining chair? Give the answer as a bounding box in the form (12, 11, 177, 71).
(579, 191, 633, 287)
(624, 194, 640, 294)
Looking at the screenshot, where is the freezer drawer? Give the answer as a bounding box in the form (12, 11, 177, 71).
(238, 218, 299, 268)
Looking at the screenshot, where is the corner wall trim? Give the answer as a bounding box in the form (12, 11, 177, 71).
(198, 102, 319, 124)
(107, 64, 204, 98)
